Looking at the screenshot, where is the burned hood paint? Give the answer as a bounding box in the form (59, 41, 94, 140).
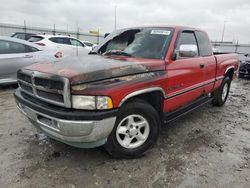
(25, 55, 166, 85)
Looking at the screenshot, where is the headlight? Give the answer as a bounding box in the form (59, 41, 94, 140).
(72, 95, 113, 110)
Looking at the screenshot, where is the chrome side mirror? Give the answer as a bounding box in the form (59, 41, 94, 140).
(178, 44, 198, 58)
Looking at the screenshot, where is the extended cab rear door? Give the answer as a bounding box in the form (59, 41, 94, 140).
(195, 31, 216, 94)
(164, 30, 206, 112)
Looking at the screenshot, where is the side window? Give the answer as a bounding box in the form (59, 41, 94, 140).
(0, 40, 9, 54)
(49, 37, 58, 43)
(84, 42, 93, 47)
(176, 31, 199, 59)
(195, 31, 213, 56)
(12, 33, 26, 40)
(0, 40, 26, 54)
(49, 37, 71, 45)
(25, 45, 39, 53)
(28, 36, 44, 42)
(70, 39, 84, 47)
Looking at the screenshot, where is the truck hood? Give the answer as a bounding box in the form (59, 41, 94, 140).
(25, 55, 166, 85)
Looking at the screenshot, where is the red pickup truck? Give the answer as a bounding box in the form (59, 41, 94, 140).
(15, 26, 239, 158)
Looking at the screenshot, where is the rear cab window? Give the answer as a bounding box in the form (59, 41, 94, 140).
(195, 31, 213, 56)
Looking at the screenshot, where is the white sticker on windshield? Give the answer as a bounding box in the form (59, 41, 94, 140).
(150, 30, 171, 35)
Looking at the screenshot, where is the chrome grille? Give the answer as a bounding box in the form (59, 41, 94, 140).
(17, 70, 71, 107)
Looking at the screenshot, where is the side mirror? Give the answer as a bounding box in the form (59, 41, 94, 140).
(178, 44, 198, 58)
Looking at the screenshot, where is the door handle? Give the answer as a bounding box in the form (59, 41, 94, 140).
(23, 55, 33, 58)
(200, 64, 205, 69)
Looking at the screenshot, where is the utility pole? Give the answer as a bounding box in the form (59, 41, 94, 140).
(53, 24, 56, 35)
(235, 40, 239, 53)
(114, 5, 117, 31)
(67, 24, 69, 36)
(221, 20, 227, 42)
(23, 20, 27, 33)
(97, 28, 100, 45)
(76, 21, 80, 39)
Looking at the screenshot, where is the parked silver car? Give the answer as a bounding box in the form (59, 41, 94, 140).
(0, 36, 59, 85)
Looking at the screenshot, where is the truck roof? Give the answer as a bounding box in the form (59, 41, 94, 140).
(121, 25, 206, 32)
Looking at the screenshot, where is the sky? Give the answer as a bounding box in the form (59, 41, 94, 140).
(0, 0, 250, 43)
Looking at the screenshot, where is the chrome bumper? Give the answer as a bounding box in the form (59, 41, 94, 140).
(16, 102, 116, 148)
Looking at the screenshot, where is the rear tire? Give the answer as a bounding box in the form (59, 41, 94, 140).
(104, 99, 160, 159)
(212, 76, 231, 106)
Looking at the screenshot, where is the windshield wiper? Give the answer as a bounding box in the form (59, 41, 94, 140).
(103, 50, 133, 57)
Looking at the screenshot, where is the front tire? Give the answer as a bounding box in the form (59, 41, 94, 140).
(105, 99, 160, 158)
(212, 76, 231, 106)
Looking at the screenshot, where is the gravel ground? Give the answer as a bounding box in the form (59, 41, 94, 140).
(0, 78, 249, 188)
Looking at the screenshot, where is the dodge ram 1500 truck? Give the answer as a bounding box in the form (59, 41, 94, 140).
(15, 26, 239, 158)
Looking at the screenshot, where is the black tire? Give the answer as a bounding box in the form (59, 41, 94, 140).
(104, 99, 160, 159)
(212, 76, 231, 106)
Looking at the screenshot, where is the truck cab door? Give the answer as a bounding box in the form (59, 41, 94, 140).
(164, 31, 206, 112)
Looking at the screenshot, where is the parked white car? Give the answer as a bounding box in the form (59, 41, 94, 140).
(82, 41, 97, 50)
(0, 36, 60, 85)
(28, 35, 90, 57)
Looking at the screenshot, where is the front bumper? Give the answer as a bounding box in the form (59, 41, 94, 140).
(239, 69, 250, 77)
(15, 89, 118, 148)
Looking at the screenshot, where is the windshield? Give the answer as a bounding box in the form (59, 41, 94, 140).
(94, 27, 173, 59)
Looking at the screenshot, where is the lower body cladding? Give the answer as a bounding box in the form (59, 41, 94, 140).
(14, 90, 117, 148)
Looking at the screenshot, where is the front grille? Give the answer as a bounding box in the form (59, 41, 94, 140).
(36, 90, 64, 103)
(17, 73, 32, 83)
(19, 82, 33, 94)
(17, 70, 70, 107)
(34, 77, 64, 90)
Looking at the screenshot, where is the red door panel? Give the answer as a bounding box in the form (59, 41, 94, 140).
(163, 57, 205, 112)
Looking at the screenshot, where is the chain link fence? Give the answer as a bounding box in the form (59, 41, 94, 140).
(0, 23, 104, 44)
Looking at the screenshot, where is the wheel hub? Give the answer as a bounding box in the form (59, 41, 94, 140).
(116, 114, 150, 149)
(222, 83, 228, 101)
(129, 128, 138, 136)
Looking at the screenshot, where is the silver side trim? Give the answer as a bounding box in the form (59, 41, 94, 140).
(118, 87, 166, 107)
(119, 78, 218, 106)
(225, 66, 235, 74)
(216, 76, 224, 81)
(166, 79, 215, 99)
